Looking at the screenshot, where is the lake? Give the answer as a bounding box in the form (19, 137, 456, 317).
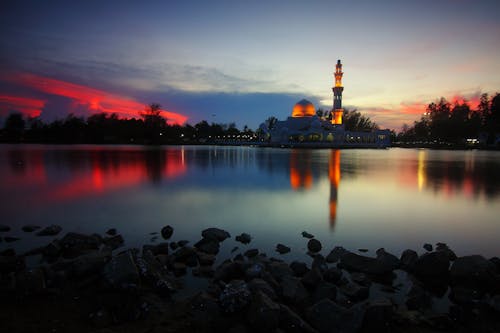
(1, 145, 499, 260)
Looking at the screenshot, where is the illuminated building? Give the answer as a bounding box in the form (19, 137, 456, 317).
(259, 60, 391, 148)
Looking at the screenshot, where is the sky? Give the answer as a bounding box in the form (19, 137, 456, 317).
(1, 0, 499, 130)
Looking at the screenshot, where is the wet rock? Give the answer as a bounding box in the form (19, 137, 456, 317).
(400, 249, 418, 271)
(22, 225, 40, 232)
(231, 246, 239, 253)
(312, 254, 328, 273)
(406, 283, 432, 311)
(194, 237, 220, 255)
(59, 232, 102, 257)
(248, 278, 277, 300)
(423, 243, 433, 251)
(197, 252, 216, 266)
(142, 242, 169, 256)
(281, 276, 309, 305)
(214, 261, 245, 282)
(413, 251, 450, 280)
(16, 268, 46, 295)
(161, 225, 174, 239)
(244, 248, 259, 258)
(376, 248, 400, 270)
(202, 227, 230, 242)
(279, 304, 317, 333)
(276, 243, 291, 254)
(450, 255, 497, 291)
(305, 299, 365, 333)
(169, 242, 178, 250)
(350, 272, 371, 286)
(290, 261, 309, 277)
(246, 291, 280, 331)
(43, 240, 61, 258)
(71, 250, 111, 277)
(36, 224, 62, 236)
(219, 280, 251, 313)
(173, 246, 197, 263)
(136, 251, 176, 295)
(326, 246, 348, 263)
(307, 239, 322, 253)
(301, 231, 314, 239)
(189, 292, 222, 331)
(436, 242, 457, 261)
(177, 240, 189, 247)
(245, 263, 264, 279)
(0, 225, 11, 232)
(105, 228, 117, 236)
(103, 250, 140, 288)
(235, 233, 252, 244)
(4, 237, 20, 243)
(323, 267, 343, 284)
(301, 268, 323, 289)
(103, 234, 124, 251)
(358, 248, 369, 253)
(339, 252, 394, 275)
(312, 282, 337, 303)
(362, 298, 393, 332)
(340, 282, 369, 301)
(267, 261, 293, 281)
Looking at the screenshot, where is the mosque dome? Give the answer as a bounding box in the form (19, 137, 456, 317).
(292, 99, 316, 117)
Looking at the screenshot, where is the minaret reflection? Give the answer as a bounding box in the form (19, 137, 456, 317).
(329, 150, 341, 228)
(289, 149, 341, 228)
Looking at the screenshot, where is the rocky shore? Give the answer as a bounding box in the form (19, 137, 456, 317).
(1, 225, 499, 332)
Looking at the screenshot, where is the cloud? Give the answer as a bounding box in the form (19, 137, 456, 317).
(0, 95, 46, 117)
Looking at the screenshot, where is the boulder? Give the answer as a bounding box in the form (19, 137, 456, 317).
(449, 286, 481, 305)
(21, 225, 40, 232)
(301, 231, 314, 239)
(105, 228, 117, 236)
(169, 242, 178, 250)
(406, 283, 432, 311)
(219, 280, 252, 313)
(161, 225, 174, 239)
(362, 298, 393, 332)
(245, 263, 264, 279)
(214, 261, 245, 282)
(423, 243, 433, 251)
(312, 282, 337, 303)
(450, 255, 497, 291)
(290, 261, 309, 277)
(248, 278, 277, 300)
(326, 246, 348, 263)
(202, 227, 230, 242)
(59, 232, 102, 257)
(70, 250, 111, 277)
(36, 224, 62, 236)
(276, 243, 291, 254)
(400, 249, 418, 271)
(340, 282, 369, 301)
(376, 248, 400, 270)
(246, 291, 280, 331)
(436, 243, 457, 261)
(235, 233, 252, 244)
(173, 246, 197, 263)
(0, 225, 11, 232)
(305, 299, 365, 333)
(323, 267, 343, 284)
(350, 272, 371, 286)
(311, 254, 328, 273)
(339, 252, 394, 275)
(103, 250, 140, 288)
(177, 240, 189, 247)
(244, 248, 259, 258)
(307, 239, 322, 253)
(280, 276, 309, 305)
(142, 242, 169, 256)
(194, 238, 220, 255)
(15, 268, 46, 295)
(301, 268, 323, 289)
(413, 251, 450, 280)
(279, 304, 317, 333)
(267, 261, 293, 281)
(489, 257, 500, 272)
(103, 234, 124, 250)
(197, 252, 216, 266)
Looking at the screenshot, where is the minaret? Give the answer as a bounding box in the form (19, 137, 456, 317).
(331, 59, 344, 125)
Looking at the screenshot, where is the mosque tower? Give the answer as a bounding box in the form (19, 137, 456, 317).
(331, 59, 344, 125)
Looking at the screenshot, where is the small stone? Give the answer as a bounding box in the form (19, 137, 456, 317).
(307, 239, 322, 253)
(423, 243, 433, 251)
(22, 225, 40, 232)
(235, 233, 252, 244)
(275, 243, 291, 254)
(105, 228, 117, 236)
(358, 248, 369, 253)
(301, 231, 314, 239)
(36, 224, 62, 236)
(0, 225, 11, 232)
(161, 225, 174, 239)
(244, 249, 259, 258)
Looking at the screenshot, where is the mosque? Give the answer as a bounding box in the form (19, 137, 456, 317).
(259, 60, 391, 147)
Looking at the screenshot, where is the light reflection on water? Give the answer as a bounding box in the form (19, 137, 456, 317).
(0, 145, 499, 258)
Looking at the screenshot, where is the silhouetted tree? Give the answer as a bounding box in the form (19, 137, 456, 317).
(3, 113, 25, 142)
(343, 109, 378, 131)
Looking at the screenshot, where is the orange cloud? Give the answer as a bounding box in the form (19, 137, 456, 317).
(0, 95, 46, 117)
(2, 72, 188, 124)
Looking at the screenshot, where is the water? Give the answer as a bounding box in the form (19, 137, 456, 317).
(1, 144, 499, 260)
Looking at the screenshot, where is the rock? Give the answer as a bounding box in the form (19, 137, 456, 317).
(339, 252, 394, 275)
(362, 298, 393, 332)
(173, 262, 187, 276)
(219, 280, 251, 313)
(173, 246, 197, 263)
(103, 250, 140, 288)
(340, 282, 369, 301)
(267, 261, 293, 281)
(280, 276, 309, 305)
(213, 261, 245, 282)
(197, 252, 216, 266)
(301, 231, 314, 239)
(105, 228, 117, 236)
(43, 240, 61, 258)
(423, 313, 455, 331)
(489, 257, 500, 272)
(326, 246, 348, 263)
(305, 299, 365, 333)
(311, 254, 328, 273)
(0, 225, 11, 232)
(0, 249, 15, 256)
(246, 291, 280, 331)
(400, 249, 418, 270)
(413, 251, 450, 280)
(70, 250, 111, 277)
(103, 234, 124, 250)
(435, 242, 457, 261)
(189, 292, 222, 331)
(177, 240, 189, 247)
(489, 294, 500, 312)
(248, 278, 277, 300)
(136, 251, 176, 295)
(312, 282, 337, 303)
(36, 224, 62, 236)
(194, 237, 220, 255)
(245, 263, 264, 279)
(16, 268, 46, 295)
(279, 304, 317, 333)
(161, 225, 173, 239)
(350, 272, 371, 286)
(406, 283, 432, 310)
(450, 255, 497, 291)
(301, 268, 323, 289)
(192, 265, 215, 278)
(21, 225, 40, 232)
(323, 267, 342, 284)
(376, 248, 400, 270)
(423, 243, 433, 251)
(143, 242, 169, 256)
(290, 261, 309, 277)
(231, 246, 239, 253)
(59, 232, 102, 257)
(244, 248, 259, 258)
(169, 242, 178, 250)
(358, 248, 368, 253)
(202, 227, 230, 242)
(307, 239, 322, 253)
(449, 286, 481, 305)
(235, 233, 252, 244)
(0, 255, 25, 273)
(276, 243, 291, 254)
(4, 237, 20, 243)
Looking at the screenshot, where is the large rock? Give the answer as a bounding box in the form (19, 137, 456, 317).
(413, 251, 450, 280)
(235, 233, 251, 244)
(307, 239, 322, 253)
(312, 282, 337, 303)
(22, 225, 40, 232)
(376, 248, 400, 270)
(323, 267, 343, 284)
(70, 250, 111, 277)
(248, 278, 278, 300)
(246, 291, 280, 331)
(301, 268, 323, 289)
(406, 283, 432, 311)
(103, 251, 140, 288)
(276, 243, 291, 254)
(267, 261, 293, 281)
(450, 255, 497, 291)
(400, 249, 418, 271)
(281, 276, 309, 305)
(339, 252, 394, 275)
(290, 261, 309, 277)
(311, 254, 328, 273)
(219, 280, 251, 313)
(305, 299, 365, 333)
(202, 227, 230, 242)
(103, 234, 124, 251)
(161, 225, 173, 239)
(362, 298, 393, 332)
(36, 224, 62, 236)
(173, 246, 198, 264)
(279, 304, 317, 333)
(214, 260, 245, 282)
(340, 282, 369, 302)
(436, 243, 457, 261)
(59, 232, 102, 257)
(326, 246, 348, 263)
(194, 237, 220, 255)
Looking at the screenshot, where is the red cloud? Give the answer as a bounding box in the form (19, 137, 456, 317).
(0, 95, 46, 117)
(2, 72, 188, 124)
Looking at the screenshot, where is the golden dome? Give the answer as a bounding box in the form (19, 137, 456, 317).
(292, 99, 315, 117)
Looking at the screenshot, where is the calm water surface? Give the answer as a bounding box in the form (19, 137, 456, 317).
(1, 145, 499, 259)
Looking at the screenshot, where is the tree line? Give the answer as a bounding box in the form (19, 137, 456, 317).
(397, 93, 500, 145)
(0, 103, 256, 144)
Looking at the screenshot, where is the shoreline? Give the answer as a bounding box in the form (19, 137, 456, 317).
(1, 225, 499, 332)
